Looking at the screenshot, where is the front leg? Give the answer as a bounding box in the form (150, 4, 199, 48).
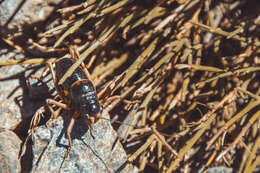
(47, 62, 66, 100)
(46, 98, 71, 119)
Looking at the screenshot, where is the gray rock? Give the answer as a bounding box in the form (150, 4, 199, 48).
(0, 130, 21, 173)
(0, 50, 25, 130)
(198, 166, 233, 173)
(0, 0, 62, 33)
(30, 109, 138, 173)
(0, 49, 52, 130)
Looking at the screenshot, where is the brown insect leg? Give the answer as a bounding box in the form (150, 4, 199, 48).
(47, 62, 65, 100)
(100, 95, 121, 104)
(39, 65, 50, 80)
(30, 64, 49, 81)
(69, 45, 95, 88)
(45, 62, 73, 119)
(46, 99, 71, 119)
(84, 119, 95, 138)
(64, 111, 79, 159)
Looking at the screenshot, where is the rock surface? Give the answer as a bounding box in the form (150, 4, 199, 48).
(198, 166, 233, 173)
(0, 0, 62, 33)
(30, 109, 138, 173)
(0, 49, 52, 130)
(0, 50, 25, 130)
(0, 130, 21, 173)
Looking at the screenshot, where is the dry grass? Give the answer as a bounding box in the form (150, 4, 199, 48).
(1, 0, 260, 172)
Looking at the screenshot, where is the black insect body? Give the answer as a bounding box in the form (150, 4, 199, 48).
(55, 58, 101, 123)
(70, 80, 101, 120)
(27, 57, 138, 172)
(46, 57, 102, 159)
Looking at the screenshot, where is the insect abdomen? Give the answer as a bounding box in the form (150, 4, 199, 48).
(55, 58, 86, 91)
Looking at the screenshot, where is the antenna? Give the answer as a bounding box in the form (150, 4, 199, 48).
(101, 117, 140, 128)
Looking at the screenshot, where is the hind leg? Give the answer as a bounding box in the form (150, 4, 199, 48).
(64, 111, 79, 158)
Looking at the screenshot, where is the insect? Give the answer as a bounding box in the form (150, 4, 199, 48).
(26, 56, 137, 162)
(46, 57, 102, 159)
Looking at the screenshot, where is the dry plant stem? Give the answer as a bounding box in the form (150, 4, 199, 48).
(28, 39, 67, 53)
(58, 24, 117, 85)
(238, 143, 252, 173)
(29, 106, 46, 130)
(206, 100, 260, 150)
(92, 54, 128, 85)
(43, 21, 74, 36)
(154, 2, 187, 32)
(152, 126, 178, 156)
(54, 0, 108, 47)
(140, 82, 160, 125)
(54, 14, 94, 48)
(0, 58, 56, 65)
(191, 22, 247, 42)
(97, 81, 114, 101)
(139, 151, 148, 172)
(223, 156, 231, 167)
(166, 113, 217, 173)
(19, 106, 46, 160)
(123, 109, 142, 140)
(157, 140, 163, 170)
(106, 85, 136, 112)
(245, 156, 260, 173)
(158, 94, 174, 124)
(57, 2, 89, 14)
(100, 0, 133, 15)
(1, 37, 24, 53)
(181, 72, 190, 102)
(205, 151, 217, 167)
(175, 64, 224, 72)
(77, 5, 95, 15)
(238, 87, 260, 101)
(97, 73, 125, 103)
(128, 134, 156, 162)
(216, 109, 260, 161)
(115, 40, 183, 100)
(196, 67, 260, 87)
(192, 90, 236, 125)
(243, 135, 260, 173)
(129, 127, 152, 135)
(37, 65, 50, 81)
(86, 55, 97, 69)
(113, 37, 159, 92)
(227, 27, 243, 39)
(168, 88, 182, 111)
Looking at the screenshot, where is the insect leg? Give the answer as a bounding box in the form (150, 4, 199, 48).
(47, 62, 66, 100)
(64, 111, 80, 159)
(46, 99, 71, 119)
(30, 64, 49, 81)
(39, 64, 50, 80)
(84, 119, 94, 139)
(69, 45, 93, 84)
